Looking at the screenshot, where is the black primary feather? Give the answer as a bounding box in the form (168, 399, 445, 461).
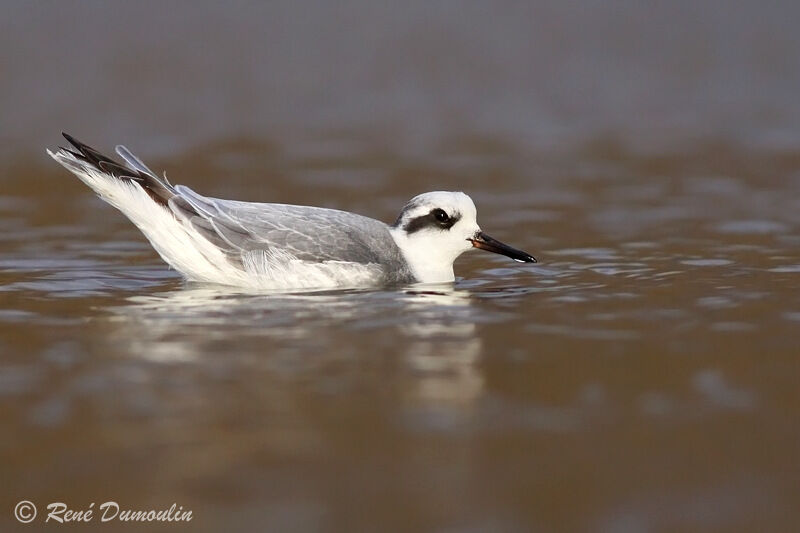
(61, 132, 176, 207)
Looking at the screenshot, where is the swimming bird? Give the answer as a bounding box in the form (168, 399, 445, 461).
(48, 133, 536, 290)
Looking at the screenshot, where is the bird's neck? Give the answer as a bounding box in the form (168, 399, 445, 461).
(389, 228, 456, 283)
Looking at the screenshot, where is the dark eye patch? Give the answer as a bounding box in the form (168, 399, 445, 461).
(403, 209, 461, 234)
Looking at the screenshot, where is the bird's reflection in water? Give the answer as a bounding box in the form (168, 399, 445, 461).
(104, 284, 484, 408)
(396, 290, 484, 408)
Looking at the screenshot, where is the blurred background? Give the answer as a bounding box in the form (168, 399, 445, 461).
(4, 0, 800, 158)
(1, 1, 799, 532)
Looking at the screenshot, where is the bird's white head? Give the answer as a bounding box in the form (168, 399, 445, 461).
(390, 191, 536, 283)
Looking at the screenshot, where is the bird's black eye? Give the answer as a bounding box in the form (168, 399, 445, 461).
(432, 208, 450, 223)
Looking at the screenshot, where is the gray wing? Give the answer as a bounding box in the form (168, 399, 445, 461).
(168, 185, 404, 267)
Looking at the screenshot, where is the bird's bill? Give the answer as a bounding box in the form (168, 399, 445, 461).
(469, 232, 537, 263)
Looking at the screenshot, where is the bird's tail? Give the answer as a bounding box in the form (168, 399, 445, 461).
(47, 133, 245, 284)
(47, 132, 175, 207)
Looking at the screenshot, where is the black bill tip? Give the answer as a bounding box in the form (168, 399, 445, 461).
(469, 231, 537, 263)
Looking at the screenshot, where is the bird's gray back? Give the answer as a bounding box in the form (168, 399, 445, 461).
(168, 185, 414, 283)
